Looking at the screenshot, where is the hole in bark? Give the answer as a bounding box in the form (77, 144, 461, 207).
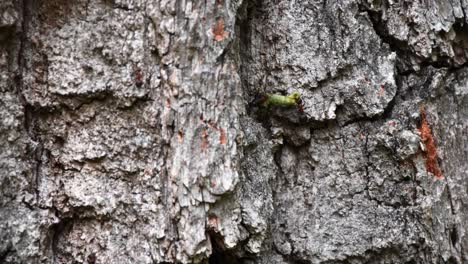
(87, 253, 96, 264)
(50, 218, 73, 262)
(0, 242, 13, 263)
(207, 231, 240, 264)
(450, 22, 468, 66)
(292, 260, 310, 264)
(0, 26, 14, 42)
(450, 227, 458, 246)
(53, 135, 65, 147)
(37, 0, 78, 27)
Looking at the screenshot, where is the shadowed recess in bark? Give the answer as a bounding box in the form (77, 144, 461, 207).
(208, 230, 240, 264)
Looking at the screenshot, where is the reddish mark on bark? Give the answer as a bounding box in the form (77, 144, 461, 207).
(165, 98, 171, 107)
(216, 0, 223, 5)
(359, 132, 365, 140)
(144, 167, 153, 175)
(219, 128, 226, 145)
(201, 128, 208, 151)
(388, 120, 395, 126)
(208, 119, 217, 130)
(204, 120, 226, 145)
(211, 179, 217, 188)
(379, 84, 385, 96)
(177, 130, 183, 142)
(417, 106, 444, 179)
(134, 67, 144, 87)
(296, 99, 305, 113)
(212, 17, 228, 41)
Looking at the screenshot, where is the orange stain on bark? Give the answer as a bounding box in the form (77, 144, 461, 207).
(417, 106, 444, 179)
(212, 17, 227, 41)
(201, 128, 208, 151)
(219, 128, 226, 145)
(205, 120, 226, 145)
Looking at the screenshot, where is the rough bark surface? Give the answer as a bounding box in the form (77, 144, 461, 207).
(0, 0, 466, 263)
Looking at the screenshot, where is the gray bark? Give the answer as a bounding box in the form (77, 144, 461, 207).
(0, 0, 467, 263)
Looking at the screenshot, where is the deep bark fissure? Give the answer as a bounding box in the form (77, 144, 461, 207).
(207, 230, 241, 264)
(50, 218, 72, 264)
(361, 1, 468, 72)
(16, 0, 45, 203)
(0, 243, 13, 264)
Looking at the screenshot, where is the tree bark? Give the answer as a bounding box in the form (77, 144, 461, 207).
(0, 0, 467, 263)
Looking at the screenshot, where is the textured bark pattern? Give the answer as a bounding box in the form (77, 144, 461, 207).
(0, 0, 467, 263)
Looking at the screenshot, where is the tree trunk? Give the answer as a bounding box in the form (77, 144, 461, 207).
(1, 0, 467, 263)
